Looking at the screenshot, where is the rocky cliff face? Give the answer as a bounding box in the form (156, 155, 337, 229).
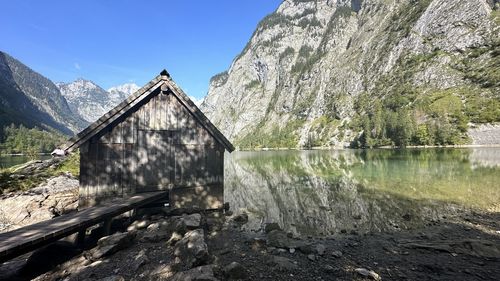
(58, 80, 138, 123)
(202, 0, 499, 148)
(108, 83, 140, 103)
(0, 51, 88, 135)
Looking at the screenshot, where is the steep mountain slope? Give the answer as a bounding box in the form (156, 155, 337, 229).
(108, 83, 140, 103)
(58, 80, 138, 123)
(0, 51, 87, 137)
(202, 0, 499, 148)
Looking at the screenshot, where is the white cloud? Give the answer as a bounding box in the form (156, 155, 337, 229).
(74, 63, 81, 70)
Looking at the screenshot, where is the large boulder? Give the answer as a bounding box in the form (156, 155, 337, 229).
(174, 229, 209, 269)
(90, 232, 134, 260)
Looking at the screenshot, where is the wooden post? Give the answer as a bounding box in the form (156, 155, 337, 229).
(103, 218, 112, 236)
(76, 229, 86, 247)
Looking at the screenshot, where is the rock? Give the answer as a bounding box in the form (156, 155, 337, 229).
(270, 256, 298, 270)
(289, 248, 296, 254)
(136, 220, 150, 230)
(307, 254, 316, 261)
(127, 219, 150, 232)
(158, 218, 170, 228)
(324, 265, 335, 272)
(297, 244, 314, 255)
(0, 175, 78, 232)
(232, 213, 248, 224)
(140, 231, 169, 243)
(126, 223, 137, 232)
(132, 250, 149, 272)
(97, 232, 132, 247)
(91, 232, 134, 259)
(151, 214, 164, 220)
(355, 268, 381, 281)
(223, 262, 247, 279)
(264, 222, 281, 233)
(267, 230, 301, 249)
(167, 232, 184, 246)
(89, 260, 103, 267)
(183, 213, 202, 230)
(173, 216, 188, 235)
(315, 244, 326, 256)
(95, 275, 125, 281)
(331, 250, 343, 258)
(174, 229, 209, 269)
(250, 237, 266, 249)
(170, 265, 218, 281)
(147, 222, 161, 231)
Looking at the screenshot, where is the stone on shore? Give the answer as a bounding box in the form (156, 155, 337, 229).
(223, 262, 247, 279)
(182, 213, 202, 230)
(269, 256, 298, 270)
(264, 222, 281, 233)
(174, 229, 209, 269)
(355, 268, 382, 280)
(91, 232, 134, 260)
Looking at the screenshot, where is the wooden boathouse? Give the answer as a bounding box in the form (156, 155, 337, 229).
(64, 70, 234, 209)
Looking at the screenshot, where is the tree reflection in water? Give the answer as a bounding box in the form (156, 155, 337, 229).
(224, 148, 500, 237)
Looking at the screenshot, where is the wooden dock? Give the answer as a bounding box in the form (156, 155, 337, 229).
(0, 191, 167, 263)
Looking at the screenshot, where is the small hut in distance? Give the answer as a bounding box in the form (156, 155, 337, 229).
(63, 70, 234, 209)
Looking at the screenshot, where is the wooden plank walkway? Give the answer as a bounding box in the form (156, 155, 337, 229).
(0, 191, 167, 263)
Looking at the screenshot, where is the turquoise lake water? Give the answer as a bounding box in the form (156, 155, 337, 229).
(224, 148, 500, 236)
(0, 155, 51, 169)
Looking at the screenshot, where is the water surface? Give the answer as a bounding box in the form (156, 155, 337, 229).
(0, 155, 51, 169)
(224, 148, 500, 236)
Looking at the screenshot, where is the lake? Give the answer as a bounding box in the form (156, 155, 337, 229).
(224, 148, 500, 237)
(0, 155, 51, 169)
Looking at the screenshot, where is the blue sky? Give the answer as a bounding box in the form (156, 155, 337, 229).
(0, 0, 281, 99)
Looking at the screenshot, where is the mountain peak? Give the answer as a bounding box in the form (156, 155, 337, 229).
(57, 80, 139, 123)
(108, 83, 140, 96)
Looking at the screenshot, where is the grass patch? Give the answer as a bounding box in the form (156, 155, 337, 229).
(0, 152, 79, 194)
(237, 119, 305, 149)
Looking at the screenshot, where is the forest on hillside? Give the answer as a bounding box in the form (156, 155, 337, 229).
(0, 124, 66, 156)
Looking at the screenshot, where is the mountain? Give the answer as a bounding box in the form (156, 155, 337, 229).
(108, 83, 140, 103)
(0, 51, 87, 137)
(202, 0, 500, 148)
(58, 80, 138, 123)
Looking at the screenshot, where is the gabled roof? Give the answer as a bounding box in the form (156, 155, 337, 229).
(63, 70, 234, 152)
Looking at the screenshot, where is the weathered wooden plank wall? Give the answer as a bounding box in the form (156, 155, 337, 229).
(79, 89, 224, 209)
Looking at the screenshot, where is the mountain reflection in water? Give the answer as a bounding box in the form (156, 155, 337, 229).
(224, 148, 500, 237)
